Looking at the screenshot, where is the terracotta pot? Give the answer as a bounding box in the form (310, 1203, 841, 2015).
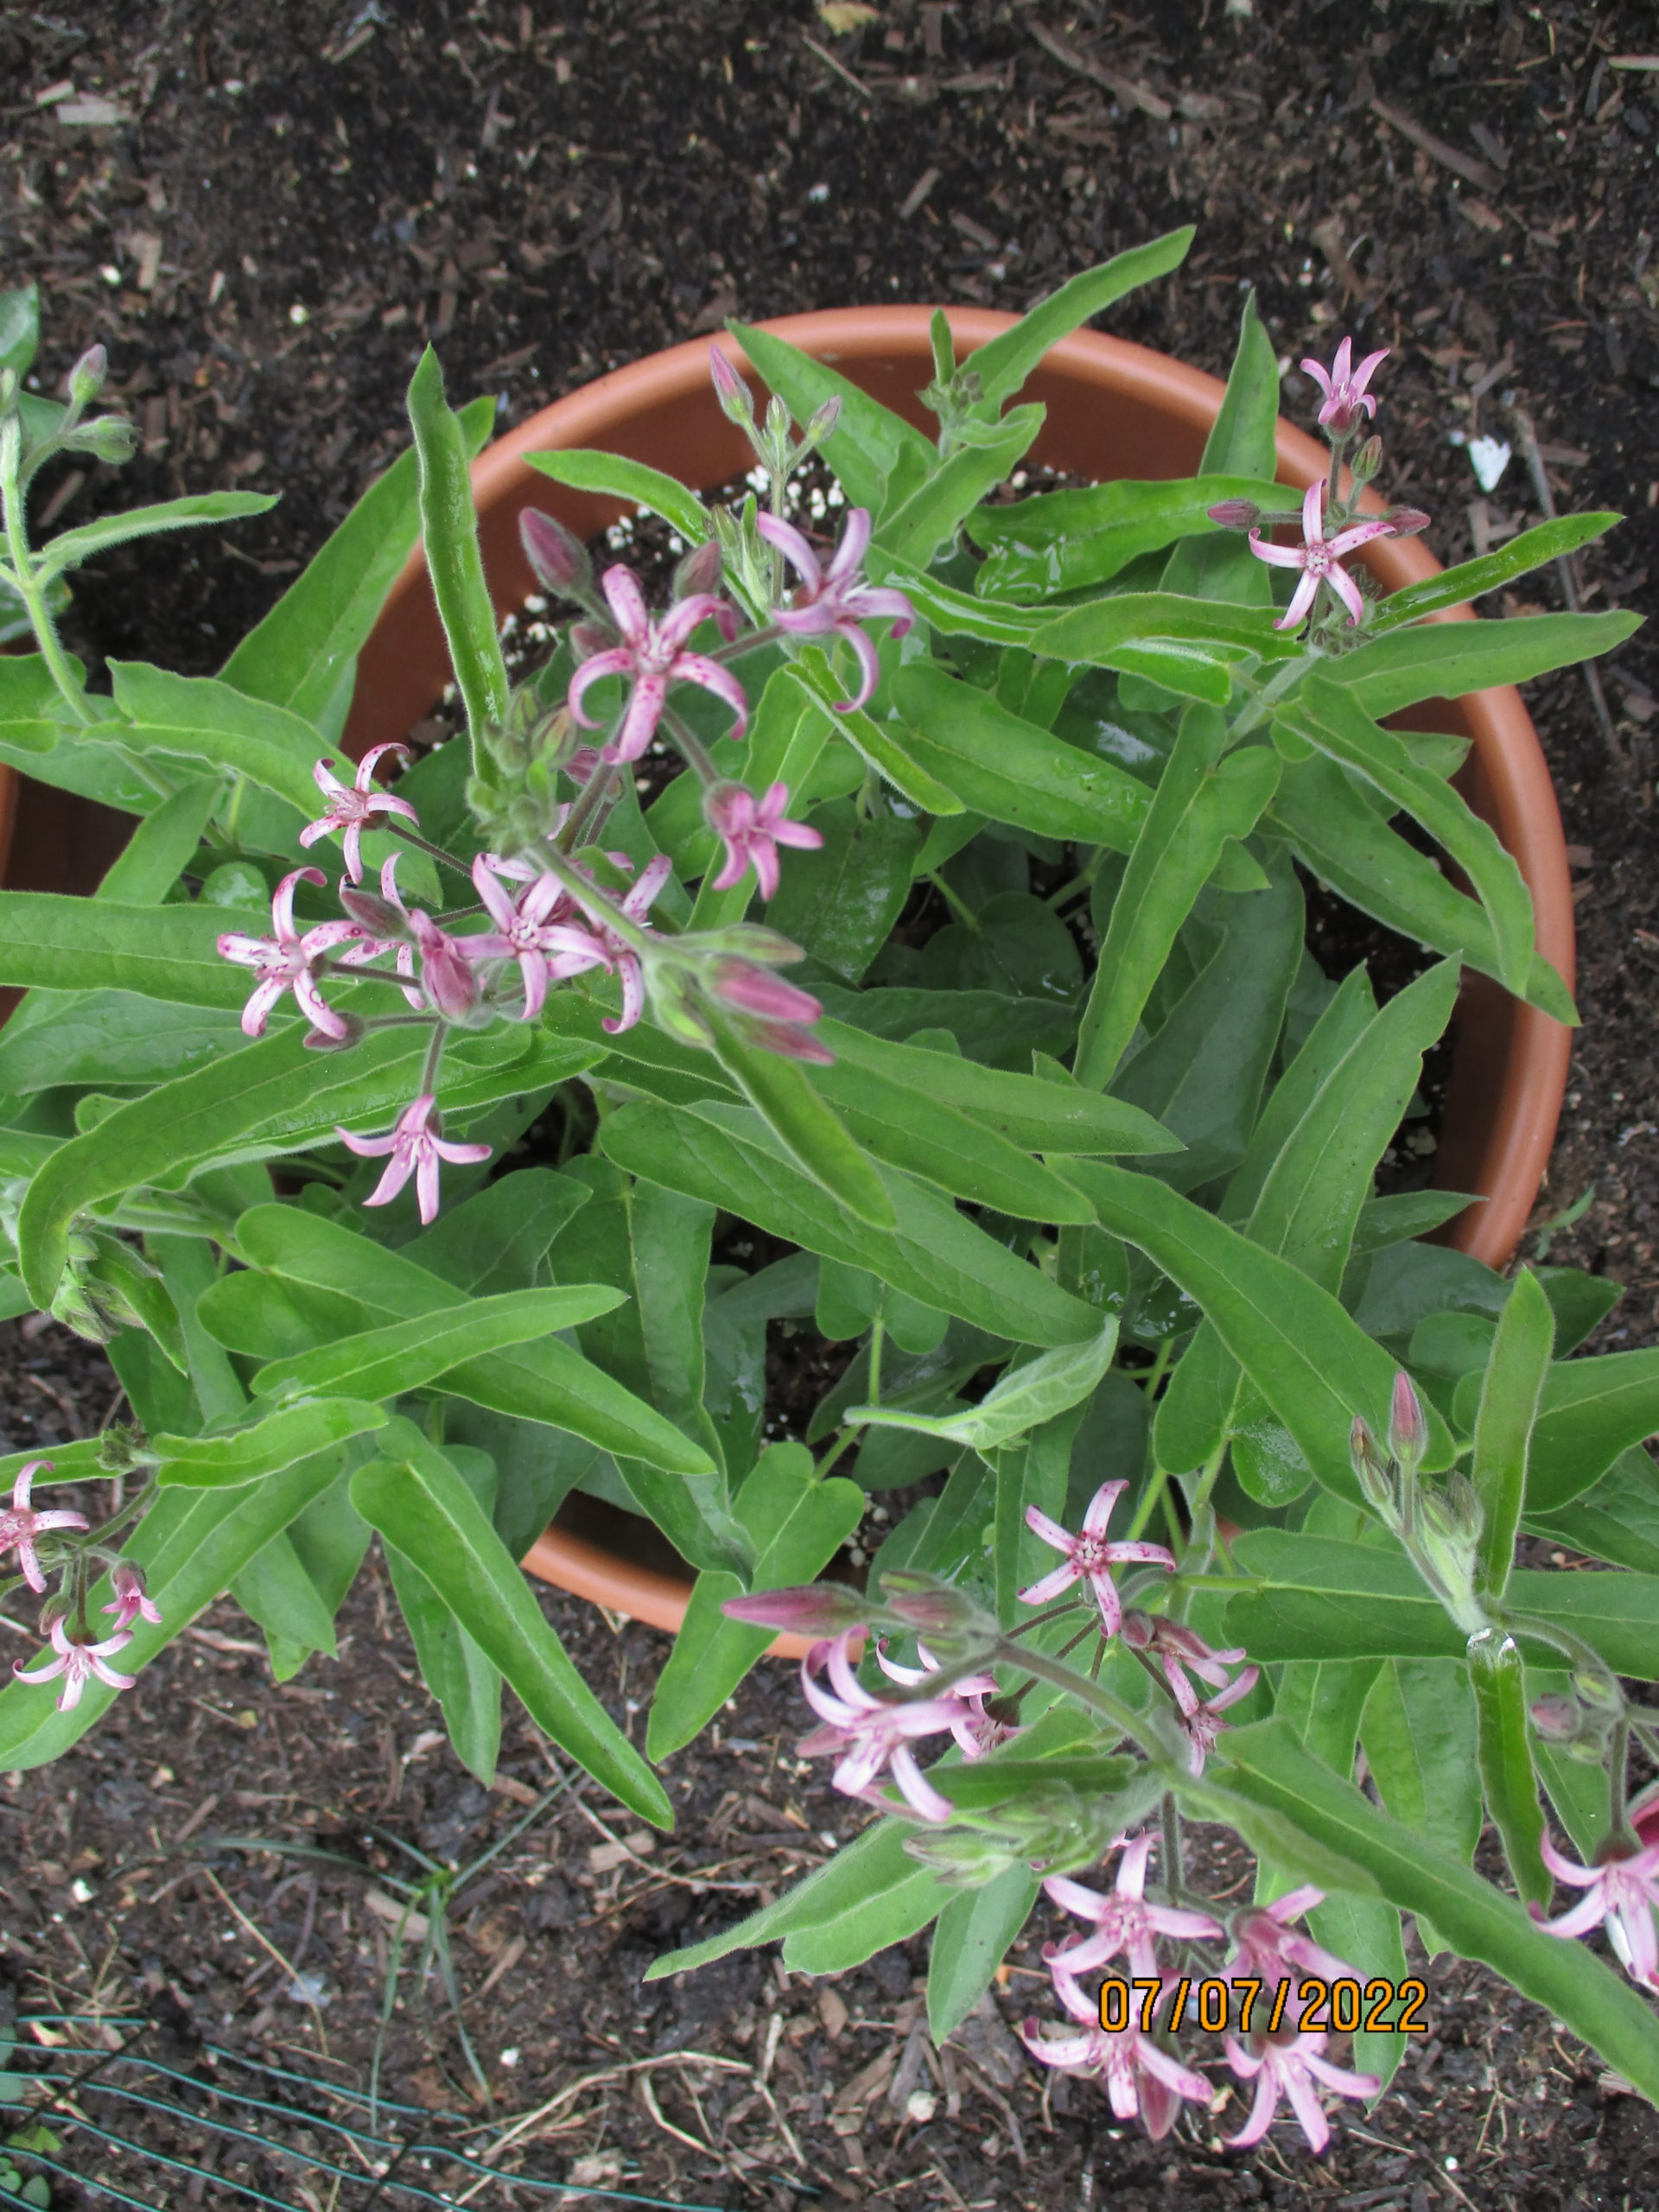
(6, 308, 1579, 1648)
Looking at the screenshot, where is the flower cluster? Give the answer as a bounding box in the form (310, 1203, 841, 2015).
(1022, 1840, 1379, 2152)
(3, 1461, 158, 1714)
(797, 1625, 1006, 1823)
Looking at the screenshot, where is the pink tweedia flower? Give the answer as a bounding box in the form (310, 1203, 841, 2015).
(756, 507, 915, 712)
(721, 1584, 871, 1637)
(217, 867, 365, 1040)
(1224, 2028, 1379, 2155)
(1533, 1832, 1659, 1991)
(14, 1617, 137, 1713)
(1021, 1973, 1211, 2142)
(1169, 1658, 1261, 1775)
(1044, 1833, 1225, 1988)
(1224, 1886, 1358, 1991)
(464, 854, 613, 1021)
(0, 1461, 87, 1595)
(336, 1093, 493, 1225)
(1248, 480, 1399, 632)
(705, 780, 823, 901)
(567, 566, 747, 765)
(1122, 1612, 1251, 1710)
(298, 744, 419, 883)
(1629, 1780, 1659, 1853)
(1300, 337, 1389, 435)
(102, 1560, 162, 1635)
(553, 851, 673, 1034)
(346, 854, 480, 1020)
(798, 1626, 979, 1824)
(875, 1643, 1016, 1761)
(708, 958, 831, 1064)
(1018, 1480, 1177, 1638)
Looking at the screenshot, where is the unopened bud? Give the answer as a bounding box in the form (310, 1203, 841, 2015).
(519, 506, 591, 598)
(721, 1583, 870, 1635)
(1389, 506, 1432, 538)
(1350, 435, 1383, 483)
(1388, 1372, 1428, 1474)
(743, 1016, 836, 1065)
(64, 414, 137, 465)
(672, 536, 724, 602)
(1206, 499, 1261, 531)
(569, 617, 612, 659)
(879, 1571, 991, 1643)
(804, 394, 842, 446)
(1349, 1416, 1393, 1512)
(764, 393, 791, 443)
(339, 887, 408, 938)
(1572, 1669, 1623, 1713)
(1529, 1694, 1580, 1741)
(708, 345, 754, 426)
(38, 1595, 71, 1634)
(0, 365, 17, 417)
(304, 1013, 365, 1051)
(67, 344, 108, 406)
(711, 958, 822, 1026)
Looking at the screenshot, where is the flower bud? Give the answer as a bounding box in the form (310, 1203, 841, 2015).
(1205, 499, 1261, 531)
(764, 393, 791, 444)
(744, 1017, 836, 1065)
(708, 345, 754, 427)
(1388, 1372, 1428, 1474)
(411, 914, 481, 1022)
(519, 506, 591, 599)
(67, 344, 108, 407)
(304, 1012, 365, 1050)
(0, 366, 17, 418)
(1389, 506, 1432, 538)
(672, 536, 724, 603)
(1349, 1415, 1394, 1513)
(879, 1571, 992, 1643)
(711, 959, 822, 1026)
(804, 395, 842, 447)
(1529, 1694, 1580, 1741)
(1350, 435, 1383, 483)
(64, 414, 137, 465)
(339, 887, 410, 939)
(721, 1583, 870, 1635)
(98, 1423, 156, 1475)
(569, 617, 612, 659)
(1572, 1669, 1624, 1713)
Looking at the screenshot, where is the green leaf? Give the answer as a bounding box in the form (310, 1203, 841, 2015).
(890, 664, 1152, 854)
(765, 798, 919, 985)
(405, 1166, 592, 1296)
(1359, 1658, 1483, 1875)
(1516, 1348, 1659, 1514)
(603, 1098, 1099, 1347)
(962, 228, 1193, 410)
(221, 397, 493, 733)
(1062, 1161, 1452, 1503)
(353, 1421, 671, 1826)
(524, 449, 711, 544)
(968, 474, 1288, 600)
(852, 1321, 1116, 1455)
(0, 892, 264, 1007)
(154, 1397, 388, 1488)
(791, 649, 963, 817)
(35, 494, 278, 588)
(237, 1202, 716, 1476)
(0, 283, 39, 377)
(1352, 1190, 1478, 1253)
(1218, 1717, 1659, 2101)
(878, 404, 1045, 567)
(1269, 753, 1576, 1025)
(250, 1284, 623, 1406)
(407, 347, 509, 748)
(1074, 707, 1281, 1087)
(995, 1402, 1091, 1623)
(231, 1527, 342, 1660)
(0, 653, 77, 758)
(727, 320, 936, 515)
(1033, 594, 1294, 669)
(705, 1013, 895, 1231)
(1469, 1629, 1550, 1910)
(385, 1529, 503, 1784)
(1278, 672, 1537, 995)
(862, 553, 1049, 651)
(1370, 514, 1622, 632)
(1326, 611, 1642, 720)
(106, 660, 328, 819)
(1160, 291, 1279, 605)
(1524, 1446, 1659, 1574)
(1470, 1268, 1554, 1600)
(928, 1866, 1041, 2044)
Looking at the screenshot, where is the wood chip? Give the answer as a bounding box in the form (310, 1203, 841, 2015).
(364, 1887, 430, 1942)
(899, 167, 940, 218)
(173, 1792, 220, 1843)
(1370, 99, 1500, 192)
(1030, 22, 1172, 120)
(818, 1985, 849, 2041)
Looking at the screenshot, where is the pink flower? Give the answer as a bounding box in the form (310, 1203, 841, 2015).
(14, 1617, 137, 1713)
(1249, 480, 1399, 632)
(756, 508, 915, 712)
(465, 854, 615, 1020)
(1224, 2028, 1379, 2154)
(1170, 1659, 1260, 1775)
(298, 745, 420, 883)
(336, 1093, 493, 1225)
(1018, 1480, 1176, 1637)
(556, 852, 673, 1034)
(1388, 1369, 1428, 1471)
(217, 867, 367, 1040)
(798, 1627, 979, 1823)
(103, 1560, 162, 1634)
(1628, 1781, 1659, 1853)
(708, 957, 831, 1063)
(1122, 1612, 1251, 1711)
(1533, 1832, 1659, 1990)
(1301, 337, 1389, 435)
(1044, 1833, 1224, 1986)
(0, 1461, 87, 1594)
(1021, 1974, 1211, 2141)
(721, 1584, 871, 1636)
(567, 567, 747, 765)
(705, 780, 823, 900)
(875, 1643, 1016, 1760)
(345, 854, 480, 1021)
(1224, 1886, 1357, 1991)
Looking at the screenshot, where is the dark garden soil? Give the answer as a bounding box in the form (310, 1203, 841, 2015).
(3, 2, 1659, 2206)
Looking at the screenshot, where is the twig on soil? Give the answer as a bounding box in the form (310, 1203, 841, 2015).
(800, 33, 871, 99)
(637, 2067, 716, 2161)
(464, 2050, 750, 2177)
(199, 1865, 331, 2055)
(571, 1795, 767, 1896)
(1369, 99, 1501, 192)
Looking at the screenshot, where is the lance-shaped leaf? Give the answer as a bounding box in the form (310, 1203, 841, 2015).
(236, 1203, 715, 1476)
(0, 653, 77, 757)
(929, 1868, 1042, 2044)
(861, 552, 1050, 650)
(1074, 707, 1281, 1087)
(1524, 1447, 1659, 1576)
(850, 1321, 1116, 1454)
(251, 1284, 624, 1406)
(890, 664, 1152, 854)
(1469, 1628, 1550, 1910)
(1277, 672, 1536, 995)
(968, 474, 1290, 600)
(35, 493, 279, 587)
(1324, 610, 1641, 720)
(407, 347, 510, 749)
(0, 892, 265, 1007)
(727, 320, 936, 516)
(105, 661, 329, 820)
(525, 449, 712, 545)
(602, 1098, 1100, 1347)
(877, 404, 1045, 568)
(353, 1421, 671, 1827)
(1061, 1160, 1452, 1501)
(153, 1397, 388, 1488)
(1470, 1268, 1554, 1599)
(1215, 1719, 1659, 2105)
(962, 227, 1194, 410)
(1369, 513, 1620, 632)
(790, 649, 963, 817)
(1161, 290, 1279, 606)
(1502, 1347, 1659, 1515)
(385, 1534, 503, 1786)
(1359, 1660, 1483, 1898)
(1033, 593, 1295, 669)
(705, 1014, 894, 1230)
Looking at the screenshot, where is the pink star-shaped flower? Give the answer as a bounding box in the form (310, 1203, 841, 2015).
(554, 851, 673, 1034)
(1122, 1612, 1251, 1710)
(336, 1093, 493, 1225)
(1224, 2028, 1378, 2154)
(567, 567, 747, 764)
(341, 853, 480, 1021)
(1018, 1480, 1176, 1637)
(1021, 1974, 1212, 2142)
(705, 779, 823, 901)
(464, 854, 613, 1020)
(1169, 1657, 1260, 1775)
(14, 1617, 137, 1713)
(216, 867, 367, 1040)
(103, 1560, 162, 1635)
(298, 744, 420, 883)
(756, 507, 915, 712)
(874, 1642, 1015, 1761)
(1044, 1832, 1224, 1987)
(798, 1627, 981, 1824)
(1533, 1832, 1659, 1991)
(1301, 337, 1389, 435)
(0, 1460, 87, 1594)
(1224, 1885, 1359, 1991)
(1249, 479, 1400, 632)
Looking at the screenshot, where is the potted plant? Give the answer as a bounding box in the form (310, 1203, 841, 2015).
(1, 233, 1656, 2144)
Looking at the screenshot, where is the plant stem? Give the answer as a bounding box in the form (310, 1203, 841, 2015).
(385, 817, 477, 879)
(1123, 1465, 1171, 1545)
(1228, 651, 1319, 742)
(925, 870, 980, 931)
(1160, 1791, 1186, 1888)
(0, 424, 92, 725)
(990, 1636, 1175, 1765)
(661, 702, 722, 786)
